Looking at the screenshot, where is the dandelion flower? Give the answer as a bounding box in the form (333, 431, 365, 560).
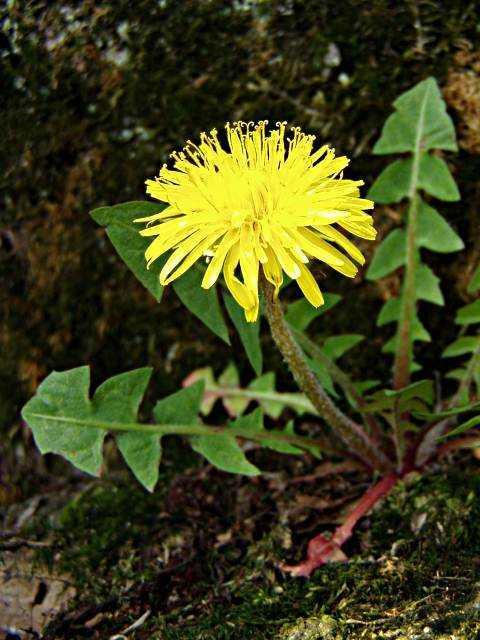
(138, 121, 375, 322)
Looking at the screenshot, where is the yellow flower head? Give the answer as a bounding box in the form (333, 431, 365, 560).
(138, 121, 375, 322)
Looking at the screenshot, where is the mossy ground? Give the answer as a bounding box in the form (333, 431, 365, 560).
(20, 445, 479, 639)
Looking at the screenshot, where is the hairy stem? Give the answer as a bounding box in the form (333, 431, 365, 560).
(292, 327, 384, 442)
(260, 278, 393, 473)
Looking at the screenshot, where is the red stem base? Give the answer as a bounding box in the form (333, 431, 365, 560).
(282, 473, 399, 577)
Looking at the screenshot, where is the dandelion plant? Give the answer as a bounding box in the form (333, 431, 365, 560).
(22, 77, 479, 578)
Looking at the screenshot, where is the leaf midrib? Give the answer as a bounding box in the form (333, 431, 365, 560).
(23, 411, 323, 450)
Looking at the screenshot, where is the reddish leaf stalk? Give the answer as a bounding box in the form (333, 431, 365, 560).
(282, 472, 400, 577)
(436, 433, 480, 458)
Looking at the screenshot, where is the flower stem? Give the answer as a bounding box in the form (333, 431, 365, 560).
(291, 327, 384, 442)
(260, 277, 393, 473)
(437, 433, 480, 457)
(291, 327, 364, 405)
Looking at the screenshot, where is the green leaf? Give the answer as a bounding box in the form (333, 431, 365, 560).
(191, 411, 261, 476)
(90, 201, 164, 226)
(153, 382, 205, 477)
(356, 380, 380, 394)
(363, 379, 434, 413)
(307, 358, 337, 397)
(368, 159, 412, 204)
(445, 367, 467, 381)
(384, 379, 435, 405)
(91, 201, 167, 302)
(22, 367, 102, 476)
(235, 407, 302, 455)
(416, 199, 464, 253)
(416, 263, 443, 305)
(218, 363, 249, 416)
(474, 361, 480, 394)
(248, 373, 284, 419)
(153, 382, 204, 425)
(107, 225, 165, 302)
(93, 368, 153, 422)
(414, 400, 480, 421)
(467, 265, 480, 294)
(224, 293, 263, 375)
(411, 360, 422, 373)
(373, 77, 457, 155)
(22, 367, 154, 484)
(383, 313, 430, 352)
(116, 430, 160, 492)
(443, 415, 480, 439)
(183, 368, 217, 415)
(98, 368, 157, 491)
(173, 269, 230, 343)
(443, 336, 480, 358)
(285, 293, 341, 331)
(377, 297, 401, 326)
(456, 299, 480, 326)
(366, 229, 407, 280)
(411, 316, 432, 343)
(322, 334, 364, 360)
(418, 155, 460, 202)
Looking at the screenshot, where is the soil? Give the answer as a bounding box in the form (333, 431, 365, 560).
(2, 444, 479, 639)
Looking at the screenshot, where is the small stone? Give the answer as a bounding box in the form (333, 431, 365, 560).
(279, 614, 338, 639)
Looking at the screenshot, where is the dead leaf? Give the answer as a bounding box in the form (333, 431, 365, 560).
(0, 549, 76, 634)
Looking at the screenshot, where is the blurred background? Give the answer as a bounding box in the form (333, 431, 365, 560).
(2, 0, 480, 495)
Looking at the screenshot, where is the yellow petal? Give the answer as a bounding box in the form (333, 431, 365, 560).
(134, 205, 178, 224)
(161, 229, 223, 285)
(262, 246, 283, 296)
(316, 225, 365, 264)
(288, 228, 344, 266)
(223, 244, 257, 312)
(296, 228, 358, 277)
(295, 261, 324, 308)
(201, 230, 239, 289)
(268, 232, 302, 279)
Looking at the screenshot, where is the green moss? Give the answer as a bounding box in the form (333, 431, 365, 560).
(39, 462, 480, 639)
